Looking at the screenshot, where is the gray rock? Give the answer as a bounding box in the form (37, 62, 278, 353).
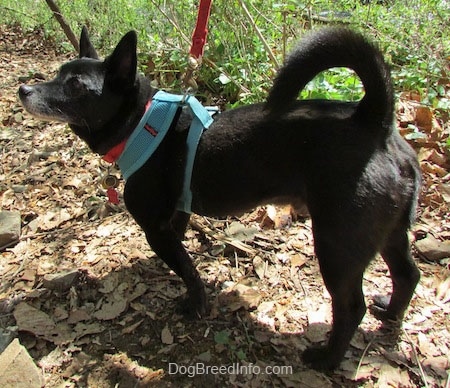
(0, 211, 21, 248)
(0, 339, 44, 387)
(43, 269, 81, 292)
(415, 235, 450, 261)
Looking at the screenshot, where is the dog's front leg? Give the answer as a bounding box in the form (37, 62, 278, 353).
(142, 220, 207, 318)
(170, 211, 191, 240)
(124, 180, 207, 318)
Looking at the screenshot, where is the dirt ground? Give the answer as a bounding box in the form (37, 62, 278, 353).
(1, 25, 449, 387)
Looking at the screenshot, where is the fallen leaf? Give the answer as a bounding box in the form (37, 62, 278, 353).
(290, 253, 307, 269)
(161, 324, 174, 345)
(93, 293, 128, 320)
(14, 302, 56, 336)
(377, 363, 412, 387)
(253, 255, 267, 279)
(436, 276, 450, 303)
(223, 284, 262, 312)
(415, 105, 433, 131)
(122, 319, 144, 334)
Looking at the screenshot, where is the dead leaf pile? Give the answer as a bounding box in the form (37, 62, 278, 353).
(0, 25, 449, 387)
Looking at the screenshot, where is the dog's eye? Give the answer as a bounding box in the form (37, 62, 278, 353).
(65, 76, 89, 97)
(68, 76, 84, 90)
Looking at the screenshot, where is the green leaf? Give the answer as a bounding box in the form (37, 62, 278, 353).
(214, 330, 230, 345)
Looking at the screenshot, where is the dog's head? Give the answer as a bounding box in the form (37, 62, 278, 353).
(19, 27, 139, 149)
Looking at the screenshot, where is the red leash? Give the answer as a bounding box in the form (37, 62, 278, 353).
(190, 0, 212, 60)
(183, 0, 212, 90)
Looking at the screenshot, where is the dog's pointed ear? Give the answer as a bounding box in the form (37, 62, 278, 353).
(105, 31, 137, 90)
(79, 26, 99, 59)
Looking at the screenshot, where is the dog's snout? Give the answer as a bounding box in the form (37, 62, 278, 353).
(19, 84, 34, 98)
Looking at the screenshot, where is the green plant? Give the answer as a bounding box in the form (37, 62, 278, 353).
(1, 0, 448, 109)
(214, 329, 247, 361)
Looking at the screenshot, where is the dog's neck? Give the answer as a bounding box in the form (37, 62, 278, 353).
(102, 99, 153, 163)
(71, 75, 154, 155)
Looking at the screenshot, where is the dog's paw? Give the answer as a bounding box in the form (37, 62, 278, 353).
(175, 293, 209, 320)
(302, 346, 340, 371)
(369, 294, 401, 322)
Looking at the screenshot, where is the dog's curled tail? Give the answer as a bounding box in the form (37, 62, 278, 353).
(265, 28, 394, 133)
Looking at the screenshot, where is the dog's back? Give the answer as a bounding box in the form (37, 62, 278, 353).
(192, 29, 420, 223)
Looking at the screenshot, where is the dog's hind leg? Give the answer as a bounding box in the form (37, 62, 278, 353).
(371, 225, 420, 322)
(302, 222, 371, 370)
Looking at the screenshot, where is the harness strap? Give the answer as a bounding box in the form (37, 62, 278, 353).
(116, 90, 215, 214)
(175, 94, 215, 213)
(117, 92, 180, 179)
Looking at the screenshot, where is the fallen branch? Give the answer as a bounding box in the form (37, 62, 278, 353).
(237, 0, 280, 69)
(44, 0, 79, 52)
(189, 217, 257, 256)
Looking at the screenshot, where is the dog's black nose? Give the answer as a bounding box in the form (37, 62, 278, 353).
(19, 85, 33, 98)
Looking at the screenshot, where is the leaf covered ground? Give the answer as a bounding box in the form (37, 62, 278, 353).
(1, 25, 449, 387)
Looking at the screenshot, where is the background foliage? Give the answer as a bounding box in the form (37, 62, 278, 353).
(1, 0, 449, 111)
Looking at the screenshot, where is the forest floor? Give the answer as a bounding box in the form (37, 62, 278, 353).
(0, 25, 449, 387)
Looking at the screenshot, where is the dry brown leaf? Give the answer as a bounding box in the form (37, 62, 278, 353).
(415, 234, 450, 261)
(93, 293, 128, 320)
(73, 322, 104, 339)
(253, 255, 267, 279)
(377, 363, 413, 387)
(415, 105, 434, 132)
(260, 205, 294, 229)
(290, 253, 307, 269)
(436, 275, 450, 302)
(14, 302, 56, 336)
(280, 370, 332, 388)
(304, 322, 330, 343)
(161, 324, 174, 345)
(220, 283, 263, 312)
(67, 309, 91, 324)
(122, 319, 144, 334)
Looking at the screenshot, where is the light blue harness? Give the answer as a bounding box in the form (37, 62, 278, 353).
(116, 91, 215, 214)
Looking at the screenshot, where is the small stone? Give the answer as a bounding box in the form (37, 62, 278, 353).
(0, 339, 44, 387)
(43, 269, 80, 292)
(415, 235, 450, 261)
(0, 327, 15, 353)
(0, 211, 21, 248)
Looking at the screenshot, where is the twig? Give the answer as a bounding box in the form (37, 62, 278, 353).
(148, 0, 190, 43)
(1, 6, 42, 22)
(237, 0, 280, 69)
(403, 329, 430, 388)
(189, 217, 257, 256)
(354, 338, 374, 380)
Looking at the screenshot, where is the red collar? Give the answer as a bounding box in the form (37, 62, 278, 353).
(102, 100, 152, 163)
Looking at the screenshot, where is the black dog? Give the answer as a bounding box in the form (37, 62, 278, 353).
(19, 27, 421, 370)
